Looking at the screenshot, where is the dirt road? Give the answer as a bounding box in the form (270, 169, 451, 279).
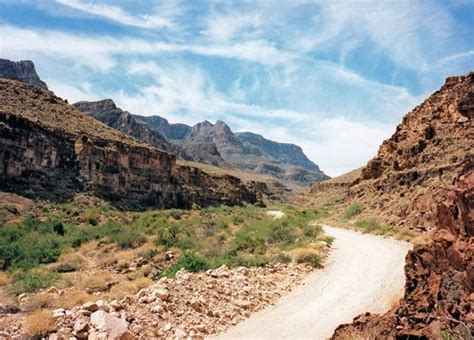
(214, 226, 412, 339)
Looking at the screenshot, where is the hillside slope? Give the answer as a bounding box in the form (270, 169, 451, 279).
(0, 78, 262, 209)
(297, 73, 474, 231)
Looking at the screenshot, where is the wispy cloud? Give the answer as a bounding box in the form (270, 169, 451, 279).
(55, 0, 184, 29)
(0, 25, 293, 71)
(438, 50, 474, 65)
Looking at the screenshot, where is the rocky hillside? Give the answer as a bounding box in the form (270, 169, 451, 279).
(297, 72, 474, 231)
(0, 78, 263, 209)
(74, 100, 328, 186)
(0, 59, 47, 90)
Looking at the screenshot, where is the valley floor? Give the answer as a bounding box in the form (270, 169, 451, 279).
(214, 226, 412, 340)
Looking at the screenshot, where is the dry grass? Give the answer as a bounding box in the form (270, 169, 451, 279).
(0, 271, 11, 286)
(292, 248, 322, 267)
(24, 309, 56, 337)
(76, 270, 115, 292)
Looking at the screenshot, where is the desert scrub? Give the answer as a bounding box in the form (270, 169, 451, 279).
(344, 201, 364, 220)
(292, 248, 322, 268)
(355, 218, 380, 232)
(25, 309, 56, 337)
(9, 269, 61, 294)
(163, 252, 210, 277)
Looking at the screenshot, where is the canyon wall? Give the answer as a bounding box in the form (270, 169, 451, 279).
(0, 79, 260, 209)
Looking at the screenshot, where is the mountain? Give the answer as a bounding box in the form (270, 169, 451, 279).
(74, 100, 230, 168)
(0, 77, 263, 210)
(0, 58, 48, 89)
(75, 99, 329, 185)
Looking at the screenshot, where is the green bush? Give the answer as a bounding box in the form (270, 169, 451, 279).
(303, 224, 323, 238)
(355, 218, 379, 232)
(293, 249, 321, 268)
(9, 269, 60, 295)
(111, 230, 146, 249)
(163, 252, 209, 277)
(344, 202, 364, 220)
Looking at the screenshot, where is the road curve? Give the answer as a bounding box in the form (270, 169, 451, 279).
(213, 226, 412, 340)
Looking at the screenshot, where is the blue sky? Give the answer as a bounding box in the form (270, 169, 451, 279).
(0, 0, 473, 176)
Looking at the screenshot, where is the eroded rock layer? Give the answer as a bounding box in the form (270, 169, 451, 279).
(0, 79, 260, 209)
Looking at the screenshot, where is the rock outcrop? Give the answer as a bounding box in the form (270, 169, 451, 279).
(0, 78, 261, 209)
(298, 72, 474, 231)
(0, 59, 47, 89)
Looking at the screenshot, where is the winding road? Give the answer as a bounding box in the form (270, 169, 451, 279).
(214, 226, 412, 340)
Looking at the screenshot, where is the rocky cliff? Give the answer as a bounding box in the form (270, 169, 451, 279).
(0, 78, 261, 209)
(0, 59, 47, 89)
(297, 72, 474, 231)
(74, 100, 328, 186)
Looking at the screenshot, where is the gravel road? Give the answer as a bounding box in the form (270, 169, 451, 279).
(213, 225, 412, 340)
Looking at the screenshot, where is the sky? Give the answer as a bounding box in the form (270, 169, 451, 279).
(0, 0, 473, 176)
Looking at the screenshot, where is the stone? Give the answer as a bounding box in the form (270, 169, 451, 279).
(73, 319, 89, 333)
(82, 302, 99, 312)
(96, 300, 111, 313)
(52, 308, 65, 318)
(90, 310, 129, 340)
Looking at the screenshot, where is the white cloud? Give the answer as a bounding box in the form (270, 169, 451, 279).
(56, 0, 184, 29)
(0, 25, 293, 71)
(438, 50, 474, 65)
(202, 12, 263, 42)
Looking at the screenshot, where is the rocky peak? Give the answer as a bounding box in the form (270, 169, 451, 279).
(0, 58, 48, 89)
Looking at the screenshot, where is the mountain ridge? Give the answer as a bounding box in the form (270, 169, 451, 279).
(74, 99, 329, 185)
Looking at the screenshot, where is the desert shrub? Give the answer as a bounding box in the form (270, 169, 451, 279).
(111, 229, 147, 249)
(163, 252, 209, 277)
(10, 269, 60, 295)
(132, 277, 153, 290)
(51, 288, 92, 309)
(319, 235, 335, 246)
(272, 252, 292, 264)
(77, 271, 114, 292)
(25, 309, 56, 337)
(303, 224, 323, 238)
(155, 222, 191, 249)
(344, 201, 364, 220)
(268, 220, 298, 244)
(0, 271, 11, 286)
(82, 208, 100, 226)
(22, 214, 41, 229)
(21, 293, 54, 311)
(51, 254, 84, 272)
(292, 249, 321, 268)
(355, 218, 379, 232)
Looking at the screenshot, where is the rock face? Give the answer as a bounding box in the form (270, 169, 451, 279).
(74, 101, 328, 186)
(352, 72, 474, 230)
(298, 72, 474, 231)
(333, 171, 474, 338)
(0, 78, 261, 209)
(0, 59, 47, 89)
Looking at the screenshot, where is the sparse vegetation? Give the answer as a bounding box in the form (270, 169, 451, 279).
(24, 309, 56, 337)
(343, 201, 364, 220)
(292, 248, 321, 268)
(0, 201, 329, 293)
(9, 269, 61, 295)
